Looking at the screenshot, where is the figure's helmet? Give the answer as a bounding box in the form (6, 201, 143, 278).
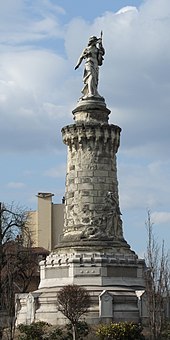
(88, 36, 98, 44)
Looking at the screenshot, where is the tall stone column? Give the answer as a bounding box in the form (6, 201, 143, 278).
(61, 99, 124, 245)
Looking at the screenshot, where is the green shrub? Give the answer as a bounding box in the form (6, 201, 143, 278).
(18, 321, 51, 340)
(65, 321, 89, 340)
(43, 326, 64, 340)
(161, 322, 170, 339)
(96, 322, 145, 340)
(18, 321, 89, 340)
(0, 327, 3, 339)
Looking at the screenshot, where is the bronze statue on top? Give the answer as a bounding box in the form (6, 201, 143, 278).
(75, 32, 105, 99)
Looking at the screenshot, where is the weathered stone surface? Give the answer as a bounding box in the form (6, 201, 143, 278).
(61, 108, 123, 242)
(99, 290, 113, 318)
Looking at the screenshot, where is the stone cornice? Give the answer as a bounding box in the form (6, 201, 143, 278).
(62, 123, 121, 153)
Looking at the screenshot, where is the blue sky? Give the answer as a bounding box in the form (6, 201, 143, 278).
(0, 0, 170, 256)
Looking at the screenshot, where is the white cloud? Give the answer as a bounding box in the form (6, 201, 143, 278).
(7, 182, 25, 189)
(118, 159, 170, 212)
(44, 164, 66, 178)
(116, 6, 138, 15)
(35, 0, 66, 16)
(151, 211, 170, 225)
(0, 0, 65, 46)
(0, 50, 67, 92)
(0, 48, 70, 152)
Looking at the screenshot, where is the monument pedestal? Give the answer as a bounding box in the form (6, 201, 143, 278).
(16, 246, 145, 325)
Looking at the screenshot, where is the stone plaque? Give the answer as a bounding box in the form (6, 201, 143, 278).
(99, 290, 113, 318)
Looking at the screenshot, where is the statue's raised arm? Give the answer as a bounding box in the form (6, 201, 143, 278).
(75, 33, 105, 99)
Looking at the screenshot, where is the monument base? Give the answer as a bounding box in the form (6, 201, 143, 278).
(16, 247, 145, 326)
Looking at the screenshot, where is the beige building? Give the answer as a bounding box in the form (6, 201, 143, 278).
(28, 193, 64, 251)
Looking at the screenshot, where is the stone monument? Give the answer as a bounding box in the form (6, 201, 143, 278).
(16, 34, 145, 325)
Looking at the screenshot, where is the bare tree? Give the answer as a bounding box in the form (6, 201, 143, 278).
(57, 284, 91, 340)
(145, 210, 170, 340)
(0, 202, 33, 340)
